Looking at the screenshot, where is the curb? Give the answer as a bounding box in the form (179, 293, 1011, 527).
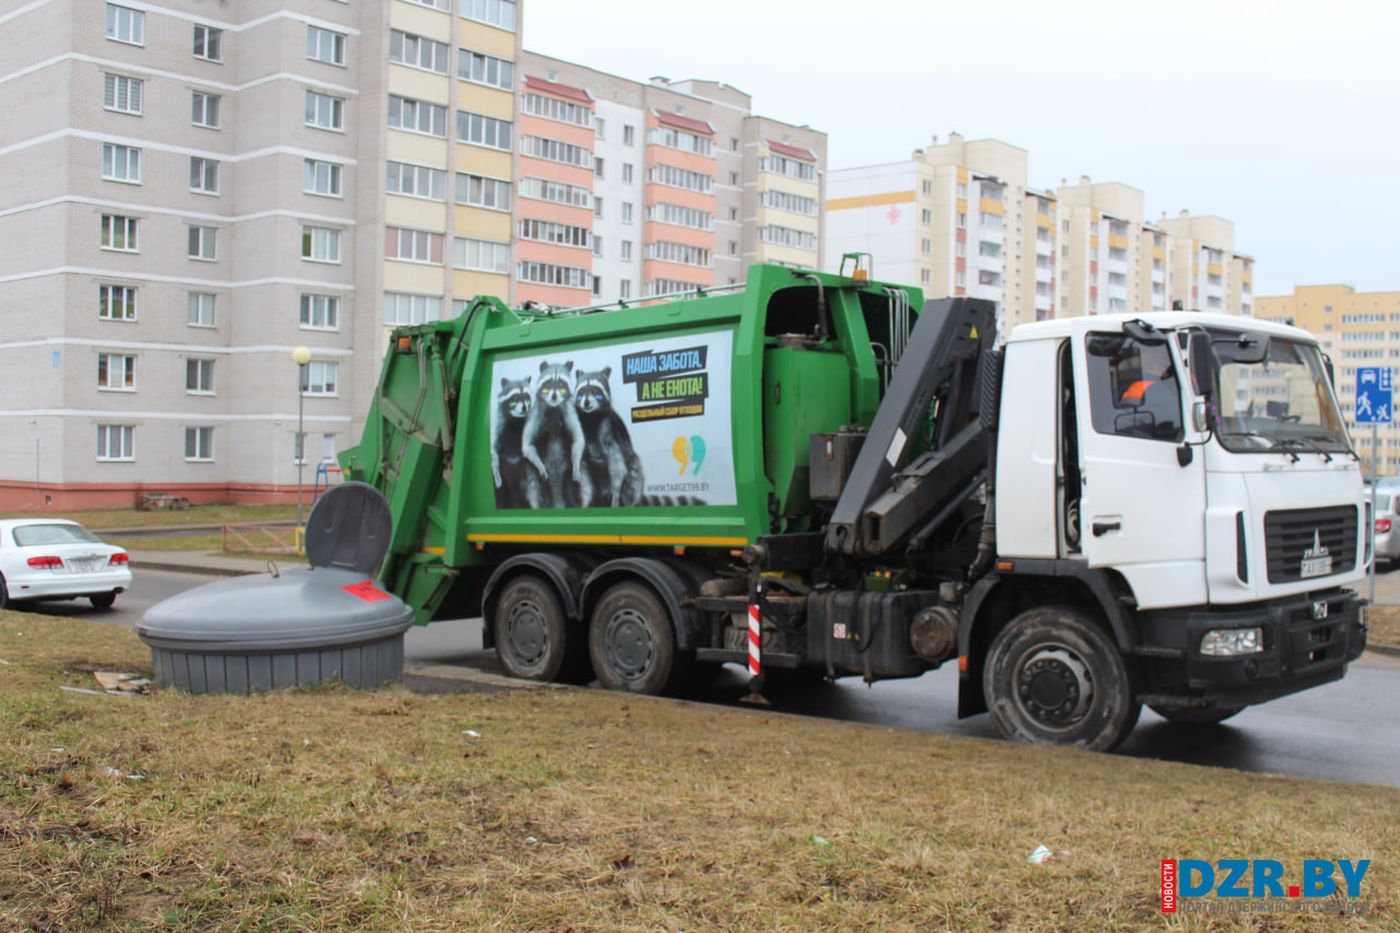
(1366, 643, 1400, 660)
(130, 559, 262, 578)
(403, 661, 549, 691)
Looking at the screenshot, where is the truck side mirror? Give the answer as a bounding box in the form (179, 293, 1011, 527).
(1191, 399, 1210, 434)
(1188, 331, 1216, 397)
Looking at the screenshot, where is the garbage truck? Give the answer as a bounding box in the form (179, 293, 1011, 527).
(341, 259, 1368, 751)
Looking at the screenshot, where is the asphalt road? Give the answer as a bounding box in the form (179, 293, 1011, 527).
(26, 568, 1400, 788)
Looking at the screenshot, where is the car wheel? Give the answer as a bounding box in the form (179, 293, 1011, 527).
(89, 592, 117, 610)
(1149, 704, 1242, 725)
(0, 574, 9, 610)
(588, 581, 687, 695)
(983, 606, 1141, 752)
(490, 574, 590, 683)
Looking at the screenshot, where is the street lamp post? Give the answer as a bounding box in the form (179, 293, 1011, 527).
(291, 346, 311, 543)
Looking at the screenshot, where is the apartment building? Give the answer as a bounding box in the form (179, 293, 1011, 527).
(0, 0, 523, 509)
(825, 135, 1252, 338)
(514, 52, 827, 305)
(1256, 284, 1400, 473)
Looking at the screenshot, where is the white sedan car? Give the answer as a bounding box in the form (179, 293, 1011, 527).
(0, 519, 132, 610)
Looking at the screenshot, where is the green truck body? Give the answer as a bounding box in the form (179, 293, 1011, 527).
(341, 263, 920, 626)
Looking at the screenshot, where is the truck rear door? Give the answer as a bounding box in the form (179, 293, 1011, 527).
(1072, 321, 1207, 609)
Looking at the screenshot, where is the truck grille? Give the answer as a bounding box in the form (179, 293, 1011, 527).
(1264, 506, 1357, 584)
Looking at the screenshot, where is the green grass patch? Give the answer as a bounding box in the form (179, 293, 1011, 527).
(0, 504, 296, 530)
(1, 612, 1397, 930)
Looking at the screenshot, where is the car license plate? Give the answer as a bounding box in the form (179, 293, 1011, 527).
(70, 559, 100, 573)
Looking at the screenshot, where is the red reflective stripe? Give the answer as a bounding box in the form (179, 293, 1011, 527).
(747, 603, 761, 678)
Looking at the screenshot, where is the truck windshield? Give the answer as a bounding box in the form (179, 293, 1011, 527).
(1210, 334, 1351, 454)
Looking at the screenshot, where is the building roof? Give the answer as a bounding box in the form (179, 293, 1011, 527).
(654, 109, 714, 135)
(524, 75, 592, 104)
(766, 139, 816, 162)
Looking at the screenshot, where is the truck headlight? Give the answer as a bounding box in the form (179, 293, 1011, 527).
(1200, 627, 1264, 656)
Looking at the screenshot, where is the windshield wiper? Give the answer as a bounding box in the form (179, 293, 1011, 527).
(1275, 437, 1332, 463)
(1299, 433, 1359, 461)
(1218, 430, 1299, 461)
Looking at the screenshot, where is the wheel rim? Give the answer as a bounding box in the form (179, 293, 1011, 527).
(1015, 645, 1093, 730)
(602, 607, 655, 681)
(503, 597, 548, 669)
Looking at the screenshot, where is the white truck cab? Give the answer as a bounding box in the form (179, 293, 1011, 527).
(969, 312, 1366, 746)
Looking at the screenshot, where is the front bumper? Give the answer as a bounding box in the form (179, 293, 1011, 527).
(1136, 588, 1366, 707)
(8, 568, 132, 601)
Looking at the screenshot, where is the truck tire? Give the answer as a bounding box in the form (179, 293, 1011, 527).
(588, 581, 685, 695)
(492, 574, 590, 683)
(1149, 704, 1242, 725)
(983, 606, 1141, 752)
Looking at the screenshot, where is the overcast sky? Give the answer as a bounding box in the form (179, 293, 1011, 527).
(523, 0, 1399, 296)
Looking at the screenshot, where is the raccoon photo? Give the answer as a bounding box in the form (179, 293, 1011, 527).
(521, 360, 587, 508)
(491, 376, 542, 508)
(574, 366, 645, 507)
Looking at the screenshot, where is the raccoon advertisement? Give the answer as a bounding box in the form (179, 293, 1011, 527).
(489, 330, 737, 509)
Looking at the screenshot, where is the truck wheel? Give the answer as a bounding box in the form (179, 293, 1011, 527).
(588, 581, 682, 695)
(983, 606, 1141, 752)
(1149, 704, 1242, 725)
(492, 575, 590, 683)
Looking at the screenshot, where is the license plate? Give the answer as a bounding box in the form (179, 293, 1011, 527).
(69, 559, 101, 573)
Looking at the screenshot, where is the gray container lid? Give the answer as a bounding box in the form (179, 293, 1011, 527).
(137, 483, 412, 654)
(138, 567, 413, 652)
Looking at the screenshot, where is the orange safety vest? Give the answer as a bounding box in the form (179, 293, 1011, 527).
(1120, 379, 1153, 405)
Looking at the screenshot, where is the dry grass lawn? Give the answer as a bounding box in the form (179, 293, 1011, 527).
(1369, 605, 1400, 649)
(1, 612, 1398, 931)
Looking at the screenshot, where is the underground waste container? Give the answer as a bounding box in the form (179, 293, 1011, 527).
(137, 482, 414, 694)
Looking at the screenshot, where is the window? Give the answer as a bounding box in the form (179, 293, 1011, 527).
(458, 48, 513, 89)
(622, 163, 634, 184)
(184, 427, 214, 461)
(302, 226, 342, 263)
(389, 96, 447, 137)
(460, 0, 517, 31)
(594, 157, 605, 179)
(621, 241, 633, 262)
(619, 280, 631, 299)
(97, 353, 136, 390)
(759, 225, 817, 250)
(185, 358, 215, 394)
(193, 24, 222, 62)
(300, 293, 339, 330)
(646, 241, 711, 267)
(386, 226, 443, 263)
(386, 161, 445, 200)
(955, 269, 966, 287)
(187, 292, 216, 327)
(650, 125, 714, 156)
(390, 30, 449, 73)
(96, 425, 135, 461)
(98, 284, 137, 321)
(304, 159, 343, 197)
(1085, 333, 1183, 442)
(646, 202, 712, 230)
(920, 269, 932, 284)
(404, 0, 449, 9)
(101, 143, 140, 183)
(979, 240, 1001, 258)
(454, 237, 509, 273)
(455, 172, 511, 210)
(306, 91, 345, 130)
(307, 25, 346, 65)
(519, 134, 588, 166)
(647, 164, 713, 194)
(105, 4, 143, 44)
(593, 197, 603, 218)
(593, 236, 603, 257)
(101, 214, 138, 251)
(760, 154, 816, 181)
(591, 275, 602, 297)
(382, 293, 441, 325)
(187, 225, 217, 260)
(595, 117, 605, 139)
(191, 91, 221, 128)
(760, 189, 818, 217)
(979, 212, 1004, 231)
(300, 361, 339, 395)
(458, 111, 512, 149)
(517, 261, 589, 289)
(621, 202, 633, 224)
(956, 212, 967, 228)
(103, 74, 142, 114)
(518, 176, 589, 208)
(189, 157, 219, 194)
(623, 124, 635, 146)
(520, 93, 591, 127)
(518, 219, 590, 248)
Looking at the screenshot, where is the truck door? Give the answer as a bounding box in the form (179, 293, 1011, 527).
(1072, 322, 1207, 608)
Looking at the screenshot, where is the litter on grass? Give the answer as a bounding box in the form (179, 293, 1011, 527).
(94, 671, 151, 694)
(103, 767, 146, 781)
(1027, 844, 1054, 864)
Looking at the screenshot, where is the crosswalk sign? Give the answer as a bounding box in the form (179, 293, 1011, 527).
(1355, 367, 1392, 424)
